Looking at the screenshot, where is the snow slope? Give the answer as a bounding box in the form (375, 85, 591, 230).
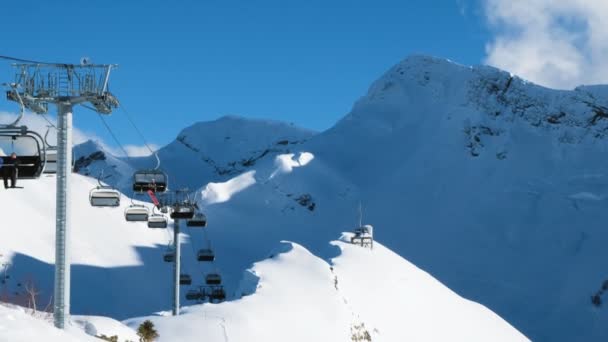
(0, 175, 173, 318)
(0, 304, 97, 342)
(123, 240, 526, 342)
(0, 303, 139, 342)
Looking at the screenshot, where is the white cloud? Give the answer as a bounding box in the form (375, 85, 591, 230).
(122, 144, 159, 157)
(483, 0, 608, 89)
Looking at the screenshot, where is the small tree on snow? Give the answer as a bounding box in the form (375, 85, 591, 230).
(137, 320, 159, 342)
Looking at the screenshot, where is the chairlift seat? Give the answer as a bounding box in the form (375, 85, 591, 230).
(42, 149, 57, 174)
(209, 287, 226, 302)
(187, 213, 207, 227)
(197, 249, 215, 262)
(148, 214, 168, 229)
(170, 205, 195, 219)
(205, 273, 222, 285)
(185, 289, 202, 300)
(125, 205, 149, 222)
(133, 170, 168, 193)
(89, 188, 120, 207)
(180, 274, 192, 285)
(163, 252, 175, 262)
(0, 130, 46, 179)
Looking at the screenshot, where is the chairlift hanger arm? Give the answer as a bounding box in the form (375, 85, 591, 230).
(1, 84, 24, 128)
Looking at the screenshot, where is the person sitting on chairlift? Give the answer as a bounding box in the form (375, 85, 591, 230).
(2, 153, 20, 188)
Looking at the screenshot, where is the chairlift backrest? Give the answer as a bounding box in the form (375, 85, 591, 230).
(163, 252, 175, 262)
(125, 205, 149, 222)
(90, 187, 120, 207)
(133, 170, 168, 193)
(197, 249, 215, 262)
(180, 274, 192, 285)
(187, 212, 207, 227)
(148, 214, 168, 229)
(185, 289, 202, 300)
(0, 128, 46, 179)
(205, 273, 222, 285)
(170, 204, 195, 219)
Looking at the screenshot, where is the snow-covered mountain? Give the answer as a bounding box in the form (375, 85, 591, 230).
(4, 54, 608, 341)
(0, 174, 525, 341)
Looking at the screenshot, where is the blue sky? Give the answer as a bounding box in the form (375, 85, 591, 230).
(1, 0, 493, 150)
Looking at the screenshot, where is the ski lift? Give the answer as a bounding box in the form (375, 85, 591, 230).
(197, 248, 215, 262)
(0, 127, 46, 179)
(89, 186, 120, 207)
(170, 203, 195, 219)
(180, 274, 192, 285)
(0, 85, 46, 179)
(132, 152, 167, 192)
(125, 204, 149, 222)
(351, 224, 374, 248)
(163, 251, 175, 262)
(43, 148, 57, 174)
(185, 289, 203, 301)
(148, 214, 168, 229)
(42, 126, 57, 174)
(205, 273, 222, 285)
(187, 212, 207, 227)
(209, 287, 226, 302)
(89, 171, 120, 207)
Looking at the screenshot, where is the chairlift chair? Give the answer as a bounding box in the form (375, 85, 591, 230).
(163, 251, 175, 263)
(42, 148, 57, 174)
(0, 128, 46, 179)
(89, 187, 120, 207)
(209, 287, 226, 302)
(0, 88, 46, 179)
(42, 126, 57, 174)
(124, 204, 149, 222)
(133, 169, 168, 193)
(205, 273, 222, 285)
(197, 248, 215, 262)
(170, 203, 195, 219)
(187, 212, 207, 227)
(185, 289, 202, 301)
(148, 214, 168, 229)
(180, 274, 192, 285)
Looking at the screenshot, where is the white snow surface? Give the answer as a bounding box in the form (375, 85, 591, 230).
(0, 303, 139, 341)
(200, 170, 257, 205)
(123, 240, 526, 342)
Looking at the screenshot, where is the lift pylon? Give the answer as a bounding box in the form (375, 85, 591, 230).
(5, 59, 119, 329)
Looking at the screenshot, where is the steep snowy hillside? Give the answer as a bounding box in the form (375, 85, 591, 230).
(310, 55, 608, 341)
(0, 175, 172, 318)
(0, 175, 525, 341)
(123, 240, 526, 342)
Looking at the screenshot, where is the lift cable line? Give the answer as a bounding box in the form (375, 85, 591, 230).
(117, 103, 168, 192)
(118, 103, 158, 161)
(3, 57, 119, 330)
(0, 54, 76, 66)
(95, 113, 131, 159)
